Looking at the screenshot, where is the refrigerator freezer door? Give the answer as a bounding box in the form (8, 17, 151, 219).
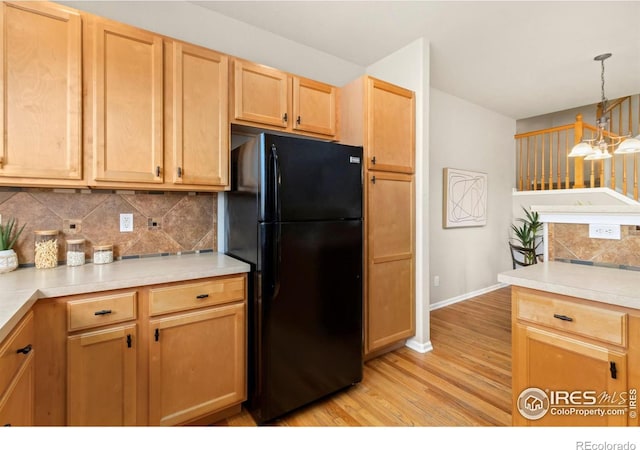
(260, 134, 363, 222)
(253, 220, 363, 424)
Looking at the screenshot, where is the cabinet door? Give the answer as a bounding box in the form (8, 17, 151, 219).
(367, 77, 415, 174)
(292, 76, 336, 137)
(0, 2, 81, 184)
(89, 18, 163, 185)
(166, 41, 229, 187)
(232, 59, 289, 129)
(513, 324, 628, 426)
(366, 172, 415, 354)
(0, 311, 34, 427)
(149, 302, 246, 426)
(67, 324, 137, 426)
(0, 351, 34, 427)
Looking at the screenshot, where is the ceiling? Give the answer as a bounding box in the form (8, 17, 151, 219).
(194, 1, 640, 120)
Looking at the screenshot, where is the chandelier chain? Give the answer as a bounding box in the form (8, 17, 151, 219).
(600, 57, 607, 110)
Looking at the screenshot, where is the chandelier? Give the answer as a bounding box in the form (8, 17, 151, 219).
(568, 53, 640, 160)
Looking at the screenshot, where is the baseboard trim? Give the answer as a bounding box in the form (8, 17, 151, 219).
(430, 283, 508, 311)
(405, 338, 433, 354)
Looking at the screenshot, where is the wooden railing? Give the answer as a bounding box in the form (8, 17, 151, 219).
(514, 95, 639, 201)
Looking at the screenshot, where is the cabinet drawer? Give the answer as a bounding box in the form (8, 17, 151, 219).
(516, 290, 627, 347)
(0, 311, 34, 398)
(149, 276, 245, 316)
(67, 292, 137, 332)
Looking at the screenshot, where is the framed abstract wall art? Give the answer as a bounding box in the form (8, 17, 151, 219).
(443, 167, 488, 228)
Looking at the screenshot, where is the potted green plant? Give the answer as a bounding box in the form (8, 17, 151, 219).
(0, 217, 25, 273)
(510, 207, 543, 266)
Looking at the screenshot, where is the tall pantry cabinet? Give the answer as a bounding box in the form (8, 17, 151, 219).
(340, 76, 416, 358)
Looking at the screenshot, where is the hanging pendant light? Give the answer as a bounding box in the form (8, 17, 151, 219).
(568, 53, 639, 158)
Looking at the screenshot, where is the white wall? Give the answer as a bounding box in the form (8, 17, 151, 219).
(58, 1, 363, 86)
(429, 89, 515, 306)
(366, 39, 431, 353)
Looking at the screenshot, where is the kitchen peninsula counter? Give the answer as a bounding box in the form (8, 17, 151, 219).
(498, 261, 640, 309)
(0, 252, 250, 343)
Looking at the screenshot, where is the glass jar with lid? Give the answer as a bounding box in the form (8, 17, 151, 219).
(66, 239, 86, 267)
(93, 244, 113, 265)
(34, 230, 59, 269)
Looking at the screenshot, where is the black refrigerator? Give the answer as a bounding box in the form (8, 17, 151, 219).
(225, 132, 363, 425)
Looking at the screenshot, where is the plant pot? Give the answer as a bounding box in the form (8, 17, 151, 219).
(0, 249, 18, 274)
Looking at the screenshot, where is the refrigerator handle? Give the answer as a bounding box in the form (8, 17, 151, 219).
(271, 144, 282, 221)
(273, 223, 281, 299)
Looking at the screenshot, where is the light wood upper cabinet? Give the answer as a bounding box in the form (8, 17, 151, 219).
(366, 172, 415, 353)
(0, 311, 34, 427)
(367, 77, 415, 174)
(86, 17, 164, 186)
(0, 1, 82, 186)
(293, 76, 337, 136)
(231, 58, 337, 139)
(232, 59, 288, 129)
(165, 41, 229, 187)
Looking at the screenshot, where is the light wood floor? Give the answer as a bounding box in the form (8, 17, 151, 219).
(217, 286, 512, 426)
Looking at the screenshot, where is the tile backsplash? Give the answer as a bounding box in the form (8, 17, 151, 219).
(548, 223, 640, 269)
(0, 188, 217, 266)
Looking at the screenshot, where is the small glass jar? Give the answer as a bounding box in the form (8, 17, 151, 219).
(93, 244, 113, 265)
(34, 230, 59, 269)
(66, 239, 85, 267)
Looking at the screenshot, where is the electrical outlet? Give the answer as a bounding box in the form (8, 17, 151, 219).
(433, 275, 440, 287)
(588, 223, 621, 240)
(120, 213, 133, 232)
(63, 219, 82, 234)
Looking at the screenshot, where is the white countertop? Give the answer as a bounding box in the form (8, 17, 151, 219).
(498, 261, 640, 309)
(0, 252, 250, 343)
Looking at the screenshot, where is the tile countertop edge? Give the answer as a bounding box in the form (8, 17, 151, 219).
(0, 253, 250, 343)
(498, 261, 640, 310)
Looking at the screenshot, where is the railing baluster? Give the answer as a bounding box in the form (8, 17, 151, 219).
(590, 160, 595, 188)
(517, 139, 523, 191)
(533, 136, 538, 190)
(556, 132, 561, 189)
(541, 134, 545, 190)
(564, 131, 568, 188)
(622, 155, 628, 197)
(526, 137, 531, 191)
(634, 153, 638, 201)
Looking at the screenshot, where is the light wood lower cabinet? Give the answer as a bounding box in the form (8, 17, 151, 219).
(67, 324, 137, 426)
(512, 286, 639, 426)
(148, 302, 246, 426)
(0, 311, 35, 426)
(33, 274, 247, 426)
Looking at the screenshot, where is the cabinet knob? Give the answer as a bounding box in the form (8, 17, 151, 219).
(196, 294, 209, 299)
(371, 156, 377, 165)
(371, 176, 376, 184)
(282, 113, 288, 123)
(296, 116, 301, 125)
(94, 309, 112, 316)
(156, 166, 161, 177)
(16, 344, 32, 355)
(177, 167, 182, 178)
